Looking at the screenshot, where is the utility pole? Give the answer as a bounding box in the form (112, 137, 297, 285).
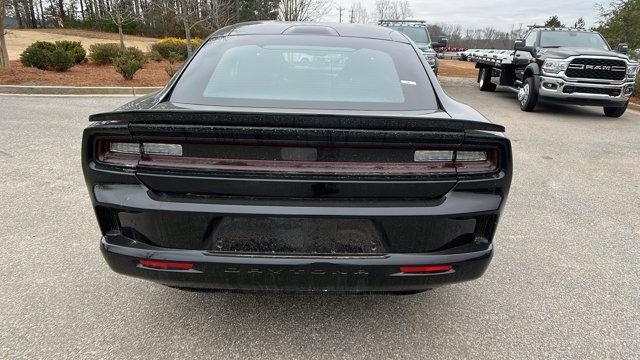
(337, 6, 344, 23)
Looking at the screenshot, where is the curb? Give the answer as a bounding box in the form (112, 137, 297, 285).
(0, 85, 162, 96)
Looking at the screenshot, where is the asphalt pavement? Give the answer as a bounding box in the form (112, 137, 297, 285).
(1, 80, 638, 359)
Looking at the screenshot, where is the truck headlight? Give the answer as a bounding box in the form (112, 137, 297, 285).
(627, 65, 639, 78)
(542, 59, 569, 74)
(424, 53, 437, 66)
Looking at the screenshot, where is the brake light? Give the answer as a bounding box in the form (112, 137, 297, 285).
(139, 259, 193, 270)
(400, 265, 453, 273)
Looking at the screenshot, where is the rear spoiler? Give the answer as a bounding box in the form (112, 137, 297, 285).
(89, 110, 505, 133)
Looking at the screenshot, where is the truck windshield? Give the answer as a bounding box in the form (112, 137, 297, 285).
(539, 31, 610, 50)
(388, 26, 431, 44)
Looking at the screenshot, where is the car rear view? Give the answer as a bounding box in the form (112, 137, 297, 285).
(82, 22, 512, 294)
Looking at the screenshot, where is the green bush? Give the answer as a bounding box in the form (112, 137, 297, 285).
(148, 50, 163, 62)
(167, 51, 182, 64)
(123, 47, 146, 63)
(20, 47, 51, 70)
(19, 41, 56, 70)
(32, 41, 57, 53)
(54, 40, 86, 64)
(49, 48, 76, 71)
(150, 38, 202, 60)
(113, 55, 145, 80)
(89, 43, 145, 65)
(89, 43, 122, 65)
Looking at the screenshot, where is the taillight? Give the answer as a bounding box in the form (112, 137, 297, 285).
(96, 141, 183, 167)
(96, 140, 498, 175)
(415, 149, 499, 174)
(139, 259, 193, 270)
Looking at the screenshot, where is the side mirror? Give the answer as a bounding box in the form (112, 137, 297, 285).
(618, 43, 629, 54)
(515, 39, 534, 53)
(431, 36, 448, 48)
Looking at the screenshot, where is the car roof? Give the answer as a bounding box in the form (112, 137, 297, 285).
(211, 21, 411, 43)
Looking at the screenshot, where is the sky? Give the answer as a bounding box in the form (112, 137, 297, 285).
(327, 0, 604, 31)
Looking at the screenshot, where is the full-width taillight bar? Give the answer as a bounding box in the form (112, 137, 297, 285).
(96, 140, 499, 175)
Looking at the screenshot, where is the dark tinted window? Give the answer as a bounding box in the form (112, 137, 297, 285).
(170, 35, 438, 111)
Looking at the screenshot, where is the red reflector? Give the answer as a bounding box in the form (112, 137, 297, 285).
(139, 259, 193, 270)
(400, 265, 453, 273)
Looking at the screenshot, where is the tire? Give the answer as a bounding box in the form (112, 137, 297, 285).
(604, 101, 628, 118)
(518, 76, 538, 112)
(479, 68, 496, 92)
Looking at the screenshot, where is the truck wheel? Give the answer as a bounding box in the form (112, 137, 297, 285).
(479, 68, 496, 92)
(518, 76, 538, 112)
(603, 101, 628, 118)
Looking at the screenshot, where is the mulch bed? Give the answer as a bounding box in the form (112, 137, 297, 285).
(0, 60, 181, 87)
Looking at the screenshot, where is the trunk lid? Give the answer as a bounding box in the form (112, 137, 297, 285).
(91, 110, 503, 199)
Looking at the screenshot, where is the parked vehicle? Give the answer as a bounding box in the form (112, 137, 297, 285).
(458, 49, 474, 61)
(82, 22, 512, 294)
(378, 19, 448, 75)
(472, 27, 639, 117)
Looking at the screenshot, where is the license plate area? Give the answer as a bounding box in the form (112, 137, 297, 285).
(207, 217, 386, 255)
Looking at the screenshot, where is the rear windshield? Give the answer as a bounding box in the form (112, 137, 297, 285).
(170, 35, 438, 111)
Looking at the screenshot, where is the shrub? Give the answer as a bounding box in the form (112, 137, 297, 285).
(54, 40, 86, 64)
(165, 65, 178, 77)
(113, 55, 145, 80)
(123, 47, 146, 63)
(20, 47, 51, 70)
(167, 51, 182, 64)
(49, 48, 76, 71)
(148, 50, 163, 62)
(89, 43, 122, 65)
(19, 41, 56, 70)
(151, 37, 202, 60)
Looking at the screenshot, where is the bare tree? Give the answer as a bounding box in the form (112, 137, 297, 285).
(105, 0, 140, 49)
(374, 0, 390, 20)
(1, 0, 9, 69)
(349, 2, 367, 23)
(170, 0, 237, 56)
(374, 0, 411, 20)
(395, 0, 411, 20)
(278, 0, 332, 21)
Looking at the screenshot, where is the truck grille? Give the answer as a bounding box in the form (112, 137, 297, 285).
(563, 86, 622, 96)
(565, 58, 627, 80)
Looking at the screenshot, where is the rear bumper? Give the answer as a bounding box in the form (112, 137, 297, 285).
(101, 234, 493, 292)
(94, 183, 504, 292)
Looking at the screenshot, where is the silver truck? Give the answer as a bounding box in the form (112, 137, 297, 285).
(471, 27, 638, 117)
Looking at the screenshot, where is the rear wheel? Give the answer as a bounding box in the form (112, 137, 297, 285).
(518, 76, 538, 112)
(479, 68, 496, 92)
(604, 101, 628, 118)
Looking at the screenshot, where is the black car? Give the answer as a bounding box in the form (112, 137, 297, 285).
(82, 22, 512, 294)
